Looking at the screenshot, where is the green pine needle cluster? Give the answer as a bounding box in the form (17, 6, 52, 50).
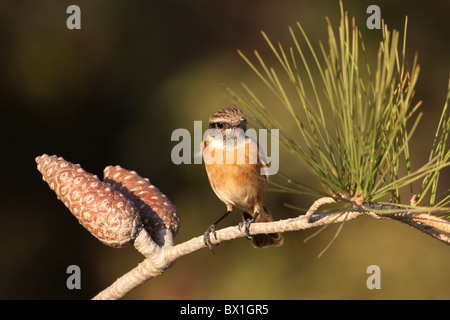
(227, 1, 450, 217)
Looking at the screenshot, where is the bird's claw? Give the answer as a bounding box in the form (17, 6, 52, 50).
(203, 224, 217, 253)
(238, 219, 254, 240)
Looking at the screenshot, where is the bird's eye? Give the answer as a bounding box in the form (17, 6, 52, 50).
(209, 122, 224, 129)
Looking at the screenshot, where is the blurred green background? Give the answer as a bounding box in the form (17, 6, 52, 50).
(0, 0, 449, 299)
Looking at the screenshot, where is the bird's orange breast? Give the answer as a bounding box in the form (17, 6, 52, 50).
(202, 138, 266, 213)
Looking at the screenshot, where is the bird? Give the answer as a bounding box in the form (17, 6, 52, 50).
(201, 107, 284, 250)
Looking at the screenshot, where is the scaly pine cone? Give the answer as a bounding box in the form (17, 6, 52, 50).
(103, 166, 180, 246)
(36, 154, 142, 248)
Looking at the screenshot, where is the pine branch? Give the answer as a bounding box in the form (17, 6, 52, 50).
(35, 154, 449, 300)
(92, 196, 450, 300)
(228, 1, 450, 210)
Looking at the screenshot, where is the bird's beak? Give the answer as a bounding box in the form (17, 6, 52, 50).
(239, 119, 248, 127)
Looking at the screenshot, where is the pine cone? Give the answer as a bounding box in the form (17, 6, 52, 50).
(103, 166, 180, 246)
(36, 154, 142, 248)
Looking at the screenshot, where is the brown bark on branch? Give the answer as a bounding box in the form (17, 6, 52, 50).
(92, 197, 450, 300)
(35, 154, 449, 300)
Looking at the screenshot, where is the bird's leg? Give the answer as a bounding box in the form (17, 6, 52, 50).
(203, 210, 232, 252)
(239, 211, 259, 240)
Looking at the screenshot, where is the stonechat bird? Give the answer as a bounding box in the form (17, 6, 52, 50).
(202, 108, 283, 250)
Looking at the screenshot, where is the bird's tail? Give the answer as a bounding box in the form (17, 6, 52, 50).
(243, 206, 284, 248)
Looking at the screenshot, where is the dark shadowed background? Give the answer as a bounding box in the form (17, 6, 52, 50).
(0, 0, 449, 299)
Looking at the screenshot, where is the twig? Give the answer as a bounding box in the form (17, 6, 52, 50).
(93, 230, 168, 300)
(380, 212, 450, 245)
(92, 197, 450, 300)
